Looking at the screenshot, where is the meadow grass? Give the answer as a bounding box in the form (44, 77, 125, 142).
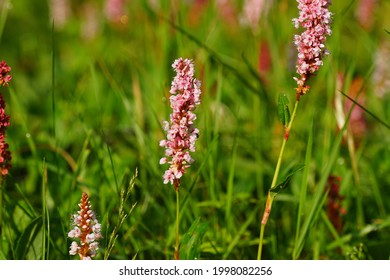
(0, 0, 389, 260)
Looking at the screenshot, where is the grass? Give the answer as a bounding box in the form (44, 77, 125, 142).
(0, 0, 389, 260)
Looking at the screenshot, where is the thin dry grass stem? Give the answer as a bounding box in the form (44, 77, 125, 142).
(104, 169, 138, 260)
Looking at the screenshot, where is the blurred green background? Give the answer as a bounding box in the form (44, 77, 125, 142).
(0, 0, 390, 260)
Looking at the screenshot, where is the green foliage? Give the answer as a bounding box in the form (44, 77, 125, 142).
(179, 218, 208, 260)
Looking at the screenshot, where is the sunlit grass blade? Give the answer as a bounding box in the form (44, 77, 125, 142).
(326, 217, 390, 252)
(103, 131, 119, 194)
(179, 217, 208, 260)
(15, 216, 42, 259)
(339, 90, 390, 130)
(225, 135, 238, 235)
(13, 183, 38, 218)
(293, 120, 313, 259)
(41, 159, 49, 260)
(0, 0, 10, 41)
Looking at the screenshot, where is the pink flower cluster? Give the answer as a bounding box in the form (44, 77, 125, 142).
(292, 0, 332, 97)
(0, 61, 11, 86)
(0, 60, 12, 177)
(68, 192, 102, 260)
(159, 58, 201, 191)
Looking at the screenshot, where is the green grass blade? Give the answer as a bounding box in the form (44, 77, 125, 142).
(293, 120, 313, 259)
(293, 107, 352, 259)
(41, 159, 49, 260)
(223, 205, 259, 259)
(339, 90, 390, 130)
(15, 216, 42, 259)
(179, 217, 208, 260)
(0, 0, 10, 41)
(225, 135, 238, 234)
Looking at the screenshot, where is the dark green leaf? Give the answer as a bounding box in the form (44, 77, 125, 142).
(270, 164, 305, 194)
(278, 94, 291, 127)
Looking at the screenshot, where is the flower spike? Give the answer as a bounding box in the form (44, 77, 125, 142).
(160, 58, 201, 191)
(68, 192, 102, 260)
(292, 0, 333, 99)
(0, 60, 12, 177)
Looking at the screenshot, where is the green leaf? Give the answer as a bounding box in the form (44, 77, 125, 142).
(0, 249, 6, 260)
(15, 216, 43, 260)
(278, 94, 291, 127)
(179, 218, 208, 260)
(270, 164, 305, 194)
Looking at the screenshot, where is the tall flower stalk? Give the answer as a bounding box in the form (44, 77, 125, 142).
(0, 60, 11, 249)
(68, 192, 102, 260)
(257, 0, 332, 260)
(0, 61, 12, 179)
(160, 57, 201, 259)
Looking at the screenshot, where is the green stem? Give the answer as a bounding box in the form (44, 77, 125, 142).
(174, 188, 180, 260)
(257, 99, 300, 260)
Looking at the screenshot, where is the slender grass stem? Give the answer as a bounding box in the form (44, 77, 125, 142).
(257, 99, 300, 260)
(293, 121, 313, 258)
(174, 188, 180, 260)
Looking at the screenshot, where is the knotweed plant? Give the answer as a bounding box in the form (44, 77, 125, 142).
(257, 0, 333, 259)
(0, 60, 12, 244)
(160, 57, 201, 259)
(68, 192, 102, 260)
(0, 61, 12, 179)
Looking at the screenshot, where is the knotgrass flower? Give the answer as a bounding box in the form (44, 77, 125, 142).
(160, 58, 201, 191)
(0, 60, 12, 177)
(160, 58, 201, 260)
(68, 192, 102, 260)
(292, 0, 333, 99)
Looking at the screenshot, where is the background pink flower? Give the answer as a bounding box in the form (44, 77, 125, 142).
(0, 61, 11, 177)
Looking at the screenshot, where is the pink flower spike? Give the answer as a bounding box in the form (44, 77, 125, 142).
(0, 61, 11, 87)
(292, 0, 333, 99)
(160, 58, 201, 191)
(0, 94, 11, 177)
(68, 193, 102, 260)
